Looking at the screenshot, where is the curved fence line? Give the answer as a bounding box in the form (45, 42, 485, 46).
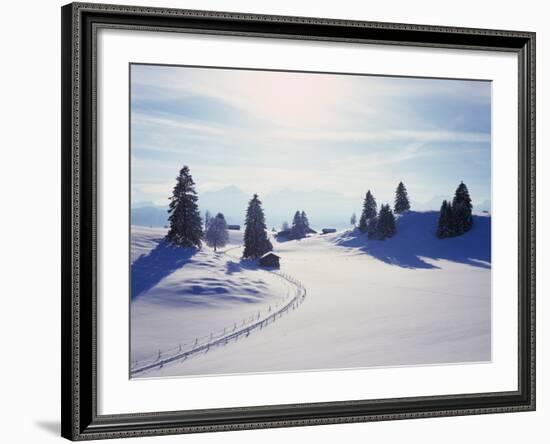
(130, 269, 306, 376)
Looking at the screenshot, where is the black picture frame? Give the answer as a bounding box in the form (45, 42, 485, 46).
(61, 2, 536, 440)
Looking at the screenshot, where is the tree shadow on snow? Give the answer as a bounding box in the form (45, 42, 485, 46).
(224, 257, 260, 275)
(335, 211, 491, 270)
(131, 240, 197, 299)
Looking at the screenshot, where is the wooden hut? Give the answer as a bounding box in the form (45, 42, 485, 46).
(259, 252, 280, 268)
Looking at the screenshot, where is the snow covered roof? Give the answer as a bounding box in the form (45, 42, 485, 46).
(260, 252, 280, 259)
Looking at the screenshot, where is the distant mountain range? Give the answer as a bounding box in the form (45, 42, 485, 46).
(132, 187, 491, 230)
(131, 205, 169, 228)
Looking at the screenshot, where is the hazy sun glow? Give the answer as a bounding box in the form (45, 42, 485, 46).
(131, 64, 491, 219)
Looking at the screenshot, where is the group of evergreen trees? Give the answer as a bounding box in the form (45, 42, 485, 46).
(165, 165, 272, 259)
(289, 210, 311, 239)
(165, 165, 474, 252)
(356, 182, 410, 240)
(358, 190, 377, 232)
(436, 182, 473, 238)
(367, 204, 397, 240)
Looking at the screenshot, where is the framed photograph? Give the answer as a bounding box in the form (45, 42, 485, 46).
(61, 2, 536, 440)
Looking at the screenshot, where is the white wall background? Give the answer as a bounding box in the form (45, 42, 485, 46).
(0, 0, 546, 443)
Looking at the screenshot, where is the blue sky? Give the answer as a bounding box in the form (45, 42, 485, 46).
(130, 64, 491, 214)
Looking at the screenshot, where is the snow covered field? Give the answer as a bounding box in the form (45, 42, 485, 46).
(130, 211, 491, 378)
(130, 227, 297, 370)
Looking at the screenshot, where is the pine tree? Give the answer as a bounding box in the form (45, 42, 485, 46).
(367, 216, 378, 239)
(358, 190, 377, 233)
(205, 213, 229, 252)
(376, 204, 397, 240)
(291, 211, 306, 239)
(436, 200, 454, 238)
(166, 165, 203, 248)
(281, 221, 290, 231)
(451, 181, 473, 235)
(243, 194, 273, 259)
(292, 211, 301, 233)
(394, 181, 411, 213)
(350, 213, 357, 227)
(301, 211, 310, 232)
(204, 210, 212, 231)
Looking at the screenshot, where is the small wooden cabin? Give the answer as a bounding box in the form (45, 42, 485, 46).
(322, 228, 337, 234)
(259, 252, 280, 268)
(227, 224, 241, 230)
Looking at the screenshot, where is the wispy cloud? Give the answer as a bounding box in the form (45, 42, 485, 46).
(133, 113, 224, 136)
(130, 64, 491, 207)
(268, 128, 490, 144)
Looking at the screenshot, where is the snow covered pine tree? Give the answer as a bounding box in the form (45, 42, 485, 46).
(394, 181, 411, 213)
(243, 194, 273, 259)
(205, 212, 229, 252)
(358, 190, 377, 233)
(350, 212, 357, 227)
(166, 165, 203, 248)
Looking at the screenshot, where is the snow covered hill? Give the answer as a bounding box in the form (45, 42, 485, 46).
(131, 211, 491, 378)
(333, 210, 491, 269)
(131, 226, 294, 368)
